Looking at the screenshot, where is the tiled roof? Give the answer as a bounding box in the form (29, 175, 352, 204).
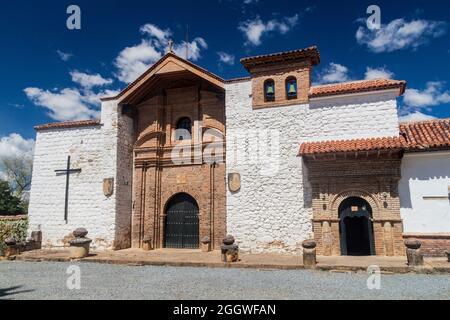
(310, 79, 407, 98)
(240, 46, 320, 71)
(299, 119, 450, 156)
(299, 136, 404, 155)
(34, 119, 101, 131)
(400, 118, 450, 151)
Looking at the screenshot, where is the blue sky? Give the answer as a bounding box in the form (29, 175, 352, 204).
(0, 0, 449, 161)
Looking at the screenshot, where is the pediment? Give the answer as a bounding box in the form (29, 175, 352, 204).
(155, 60, 186, 75)
(116, 53, 224, 104)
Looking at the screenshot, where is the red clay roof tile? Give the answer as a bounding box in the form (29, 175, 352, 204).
(34, 119, 101, 131)
(299, 118, 450, 156)
(310, 79, 407, 98)
(240, 46, 320, 71)
(299, 136, 404, 155)
(400, 118, 450, 150)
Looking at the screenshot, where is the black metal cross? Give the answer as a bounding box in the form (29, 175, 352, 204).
(55, 156, 81, 223)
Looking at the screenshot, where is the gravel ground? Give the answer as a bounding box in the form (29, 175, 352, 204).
(0, 261, 449, 300)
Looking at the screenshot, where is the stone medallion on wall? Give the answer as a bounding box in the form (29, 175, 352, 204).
(228, 173, 241, 192)
(103, 178, 114, 197)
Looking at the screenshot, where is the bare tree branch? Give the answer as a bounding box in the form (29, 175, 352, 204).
(0, 155, 33, 199)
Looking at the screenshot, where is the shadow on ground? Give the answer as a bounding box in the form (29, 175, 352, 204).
(0, 286, 34, 300)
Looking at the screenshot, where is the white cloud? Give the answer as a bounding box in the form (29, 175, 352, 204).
(114, 40, 162, 84)
(81, 88, 121, 106)
(217, 51, 235, 65)
(399, 111, 437, 122)
(238, 15, 299, 46)
(173, 37, 208, 61)
(403, 81, 450, 107)
(0, 133, 35, 179)
(364, 66, 394, 80)
(57, 50, 73, 61)
(70, 71, 113, 89)
(114, 23, 208, 84)
(140, 24, 172, 43)
(356, 18, 447, 53)
(316, 63, 350, 84)
(24, 87, 100, 121)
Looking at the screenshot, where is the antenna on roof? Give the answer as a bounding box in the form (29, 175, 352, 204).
(185, 24, 189, 60)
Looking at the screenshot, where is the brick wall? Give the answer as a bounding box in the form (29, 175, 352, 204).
(131, 85, 227, 250)
(403, 234, 450, 257)
(250, 61, 311, 109)
(306, 156, 405, 256)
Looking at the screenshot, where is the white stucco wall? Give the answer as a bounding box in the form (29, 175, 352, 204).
(225, 80, 401, 254)
(399, 151, 450, 233)
(28, 99, 133, 250)
(28, 125, 110, 249)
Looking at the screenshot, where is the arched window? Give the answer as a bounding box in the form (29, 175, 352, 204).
(264, 79, 275, 102)
(286, 77, 297, 100)
(175, 117, 192, 141)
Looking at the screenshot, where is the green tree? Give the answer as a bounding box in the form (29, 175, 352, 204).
(0, 155, 33, 199)
(0, 180, 23, 215)
(0, 155, 33, 213)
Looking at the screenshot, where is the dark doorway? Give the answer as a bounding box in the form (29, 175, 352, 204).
(339, 197, 375, 256)
(164, 193, 199, 249)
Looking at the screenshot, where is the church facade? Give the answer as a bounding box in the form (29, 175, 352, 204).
(28, 46, 450, 256)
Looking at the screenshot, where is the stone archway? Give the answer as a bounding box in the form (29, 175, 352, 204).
(330, 190, 381, 220)
(305, 155, 405, 256)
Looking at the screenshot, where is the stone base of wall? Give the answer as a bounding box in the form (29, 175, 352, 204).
(403, 233, 450, 257)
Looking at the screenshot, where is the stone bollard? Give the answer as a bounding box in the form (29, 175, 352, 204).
(221, 235, 239, 263)
(201, 236, 211, 252)
(25, 231, 42, 251)
(4, 237, 19, 258)
(142, 236, 153, 251)
(445, 251, 450, 263)
(405, 238, 424, 267)
(302, 239, 317, 269)
(69, 228, 92, 259)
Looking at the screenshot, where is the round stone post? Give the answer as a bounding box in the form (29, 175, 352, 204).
(201, 236, 211, 252)
(4, 237, 19, 258)
(142, 236, 153, 251)
(405, 239, 424, 267)
(69, 228, 92, 259)
(221, 235, 239, 263)
(302, 239, 317, 269)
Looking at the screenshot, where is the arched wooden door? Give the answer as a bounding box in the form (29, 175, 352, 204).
(164, 193, 199, 249)
(339, 197, 375, 256)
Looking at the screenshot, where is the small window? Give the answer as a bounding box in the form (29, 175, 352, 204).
(264, 79, 275, 102)
(176, 117, 192, 141)
(286, 77, 297, 100)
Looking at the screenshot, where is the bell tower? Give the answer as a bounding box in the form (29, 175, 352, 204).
(240, 46, 320, 109)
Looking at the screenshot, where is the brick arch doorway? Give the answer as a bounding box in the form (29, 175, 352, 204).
(339, 197, 375, 256)
(164, 193, 199, 249)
